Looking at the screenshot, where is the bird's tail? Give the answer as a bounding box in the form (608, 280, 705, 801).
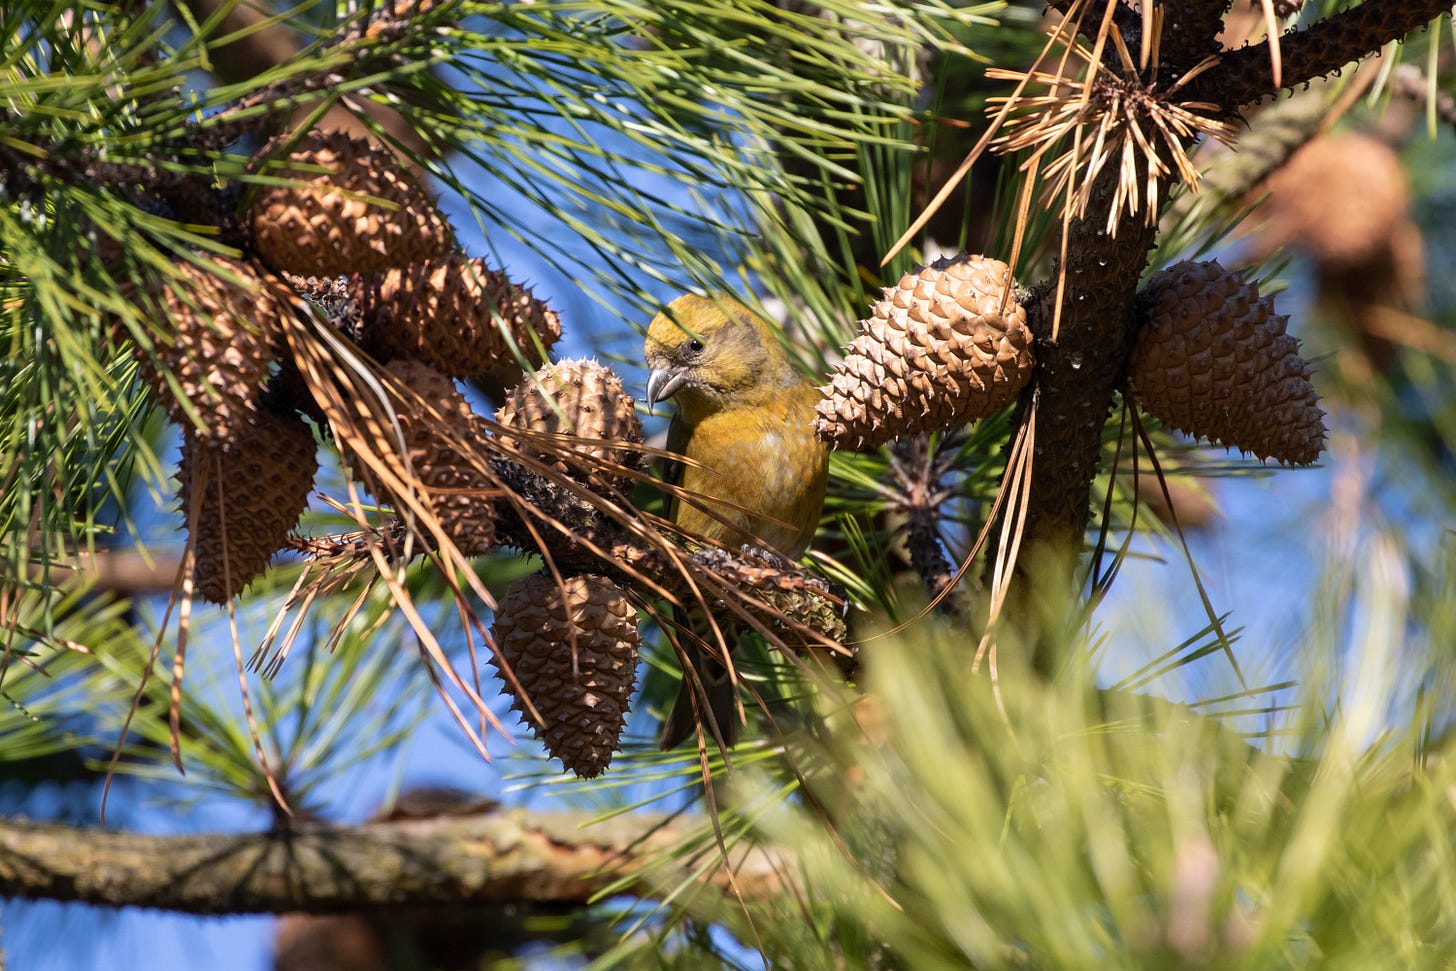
(658, 624, 741, 751)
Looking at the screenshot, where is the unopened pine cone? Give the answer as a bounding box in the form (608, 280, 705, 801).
(1129, 260, 1325, 465)
(178, 406, 318, 603)
(495, 359, 643, 492)
(351, 361, 497, 556)
(248, 130, 454, 277)
(815, 254, 1034, 449)
(490, 572, 640, 778)
(129, 257, 286, 447)
(354, 256, 562, 378)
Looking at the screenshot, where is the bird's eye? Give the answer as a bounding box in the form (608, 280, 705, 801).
(687, 338, 705, 354)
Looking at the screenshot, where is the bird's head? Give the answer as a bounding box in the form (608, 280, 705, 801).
(643, 294, 796, 420)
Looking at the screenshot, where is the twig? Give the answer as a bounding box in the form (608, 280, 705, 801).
(888, 435, 962, 614)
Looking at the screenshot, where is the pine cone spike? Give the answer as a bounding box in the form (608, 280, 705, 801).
(1129, 259, 1325, 466)
(491, 573, 640, 778)
(815, 254, 1035, 450)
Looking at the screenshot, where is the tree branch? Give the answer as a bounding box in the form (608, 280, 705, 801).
(27, 549, 185, 594)
(1183, 0, 1454, 109)
(0, 808, 788, 915)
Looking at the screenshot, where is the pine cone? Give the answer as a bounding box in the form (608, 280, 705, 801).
(815, 254, 1034, 449)
(178, 407, 319, 603)
(248, 130, 454, 277)
(129, 257, 286, 447)
(491, 572, 640, 778)
(351, 361, 497, 556)
(495, 359, 643, 492)
(1129, 260, 1325, 465)
(353, 256, 562, 378)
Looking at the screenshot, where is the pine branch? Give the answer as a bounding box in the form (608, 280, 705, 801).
(486, 487, 850, 648)
(888, 436, 963, 614)
(1393, 63, 1456, 133)
(1156, 0, 1230, 72)
(1001, 0, 1446, 595)
(24, 550, 185, 594)
(1182, 0, 1454, 109)
(0, 809, 787, 914)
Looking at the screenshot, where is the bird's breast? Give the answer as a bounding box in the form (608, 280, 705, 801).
(673, 394, 827, 559)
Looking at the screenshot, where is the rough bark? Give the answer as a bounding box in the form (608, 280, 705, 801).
(1020, 208, 1159, 562)
(0, 809, 788, 915)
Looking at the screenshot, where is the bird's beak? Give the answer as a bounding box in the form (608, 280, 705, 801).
(645, 366, 686, 413)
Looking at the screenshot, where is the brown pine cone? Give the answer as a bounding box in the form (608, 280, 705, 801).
(353, 256, 562, 378)
(495, 359, 643, 492)
(347, 360, 497, 556)
(249, 130, 454, 277)
(490, 572, 640, 778)
(1129, 259, 1325, 465)
(128, 257, 287, 447)
(179, 406, 318, 603)
(815, 254, 1034, 449)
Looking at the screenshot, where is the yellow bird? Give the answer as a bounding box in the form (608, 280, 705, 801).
(644, 293, 829, 749)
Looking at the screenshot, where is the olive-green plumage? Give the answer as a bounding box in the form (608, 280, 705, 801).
(645, 294, 828, 749)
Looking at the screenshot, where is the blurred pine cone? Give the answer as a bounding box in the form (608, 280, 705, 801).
(1253, 132, 1409, 271)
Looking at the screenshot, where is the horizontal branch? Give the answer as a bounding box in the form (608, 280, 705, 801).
(0, 808, 788, 915)
(26, 549, 185, 594)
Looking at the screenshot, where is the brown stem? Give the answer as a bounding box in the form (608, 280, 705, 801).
(1392, 63, 1456, 133)
(0, 809, 787, 914)
(178, 0, 438, 159)
(24, 549, 185, 594)
(178, 0, 301, 87)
